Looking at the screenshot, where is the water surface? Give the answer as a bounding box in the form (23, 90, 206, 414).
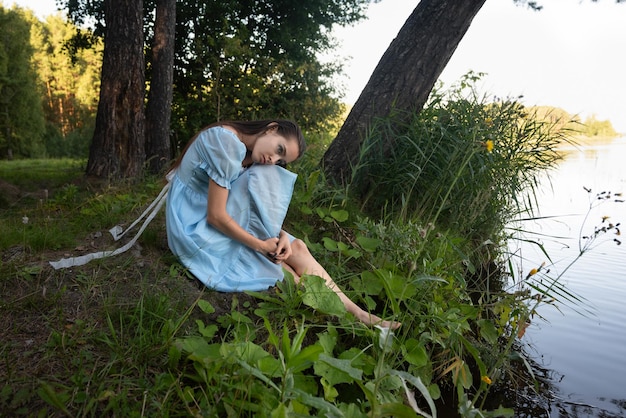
(512, 136, 626, 417)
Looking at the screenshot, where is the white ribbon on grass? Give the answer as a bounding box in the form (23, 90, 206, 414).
(49, 179, 171, 270)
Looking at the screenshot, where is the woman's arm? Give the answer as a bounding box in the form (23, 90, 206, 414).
(206, 179, 280, 256)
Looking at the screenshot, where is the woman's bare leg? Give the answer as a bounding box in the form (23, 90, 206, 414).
(283, 239, 400, 329)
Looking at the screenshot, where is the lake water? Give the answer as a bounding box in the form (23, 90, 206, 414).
(510, 136, 626, 417)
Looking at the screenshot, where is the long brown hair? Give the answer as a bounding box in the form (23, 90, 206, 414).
(168, 119, 306, 173)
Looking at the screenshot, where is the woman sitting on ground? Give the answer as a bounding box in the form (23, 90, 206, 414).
(165, 119, 399, 329)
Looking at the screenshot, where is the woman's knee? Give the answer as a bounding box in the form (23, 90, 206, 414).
(290, 239, 310, 256)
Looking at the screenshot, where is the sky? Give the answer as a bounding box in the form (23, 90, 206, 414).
(329, 0, 626, 133)
(7, 0, 626, 133)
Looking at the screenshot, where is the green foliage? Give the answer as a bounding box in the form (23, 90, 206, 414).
(0, 6, 46, 158)
(58, 0, 367, 147)
(173, 295, 438, 417)
(30, 13, 102, 158)
(0, 5, 101, 159)
(168, 0, 367, 137)
(351, 72, 575, 244)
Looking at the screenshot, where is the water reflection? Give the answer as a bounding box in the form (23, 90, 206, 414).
(512, 137, 626, 417)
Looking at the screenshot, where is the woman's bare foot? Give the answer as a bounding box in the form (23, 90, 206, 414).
(356, 311, 401, 330)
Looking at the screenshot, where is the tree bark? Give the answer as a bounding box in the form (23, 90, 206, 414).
(86, 0, 145, 180)
(322, 0, 487, 185)
(145, 0, 176, 175)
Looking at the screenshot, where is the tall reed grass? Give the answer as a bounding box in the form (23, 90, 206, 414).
(350, 72, 576, 244)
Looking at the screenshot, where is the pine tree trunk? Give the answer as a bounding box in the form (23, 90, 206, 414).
(145, 0, 176, 175)
(322, 0, 486, 185)
(86, 0, 145, 180)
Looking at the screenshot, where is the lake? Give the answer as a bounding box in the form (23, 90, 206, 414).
(510, 136, 626, 417)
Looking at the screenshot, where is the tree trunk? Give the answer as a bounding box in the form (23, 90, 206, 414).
(322, 0, 487, 185)
(145, 0, 176, 175)
(86, 0, 145, 180)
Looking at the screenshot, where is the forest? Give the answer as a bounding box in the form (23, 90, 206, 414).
(1, 1, 622, 417)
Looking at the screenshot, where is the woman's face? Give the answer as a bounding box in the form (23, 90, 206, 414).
(251, 129, 300, 166)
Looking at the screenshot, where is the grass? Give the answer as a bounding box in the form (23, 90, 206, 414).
(0, 160, 203, 416)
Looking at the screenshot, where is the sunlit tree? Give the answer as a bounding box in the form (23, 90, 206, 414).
(29, 13, 102, 157)
(0, 6, 45, 159)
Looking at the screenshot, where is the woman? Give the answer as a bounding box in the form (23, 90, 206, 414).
(166, 119, 399, 329)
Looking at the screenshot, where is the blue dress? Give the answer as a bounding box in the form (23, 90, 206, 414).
(165, 126, 297, 291)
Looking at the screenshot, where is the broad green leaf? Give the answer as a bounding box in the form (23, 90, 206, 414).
(258, 356, 282, 378)
(355, 236, 382, 252)
(359, 270, 385, 295)
(196, 320, 218, 339)
(375, 402, 423, 418)
(379, 270, 417, 300)
(271, 402, 288, 418)
(197, 299, 215, 314)
(403, 338, 428, 367)
(322, 237, 339, 251)
(315, 208, 327, 219)
(477, 319, 499, 345)
(176, 336, 221, 360)
(320, 377, 339, 402)
(314, 354, 363, 386)
(428, 383, 441, 400)
(344, 248, 362, 259)
(168, 345, 182, 368)
(221, 341, 271, 366)
(288, 344, 324, 373)
(317, 328, 338, 354)
(301, 275, 346, 317)
(299, 205, 313, 215)
(330, 209, 349, 222)
(228, 310, 253, 323)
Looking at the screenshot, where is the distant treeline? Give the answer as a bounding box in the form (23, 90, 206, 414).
(528, 106, 619, 139)
(0, 6, 101, 159)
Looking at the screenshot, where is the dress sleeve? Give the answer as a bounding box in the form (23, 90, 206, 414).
(195, 127, 246, 189)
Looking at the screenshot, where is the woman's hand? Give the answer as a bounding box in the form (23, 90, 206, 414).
(258, 237, 280, 257)
(261, 231, 291, 264)
(270, 231, 292, 264)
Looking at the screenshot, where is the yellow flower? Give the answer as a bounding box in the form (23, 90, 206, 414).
(485, 117, 493, 127)
(528, 268, 538, 276)
(484, 140, 494, 153)
(481, 375, 492, 385)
